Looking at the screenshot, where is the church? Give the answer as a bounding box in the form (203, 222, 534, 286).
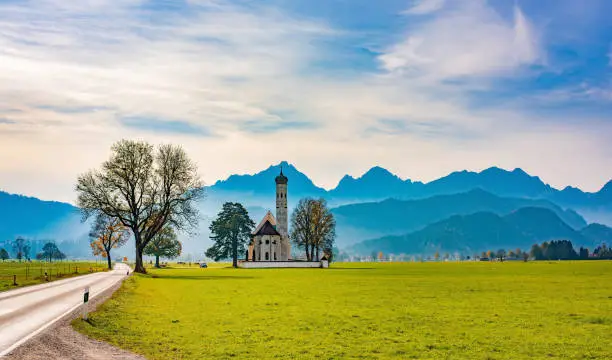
(246, 168, 292, 261)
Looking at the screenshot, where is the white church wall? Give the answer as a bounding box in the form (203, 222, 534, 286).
(238, 261, 324, 269)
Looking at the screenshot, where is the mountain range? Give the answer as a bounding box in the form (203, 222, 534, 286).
(0, 191, 79, 241)
(210, 162, 612, 215)
(1, 161, 611, 258)
(330, 189, 587, 246)
(351, 207, 610, 256)
(0, 191, 129, 258)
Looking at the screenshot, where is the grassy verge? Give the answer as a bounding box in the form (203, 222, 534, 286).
(0, 261, 108, 292)
(73, 261, 612, 359)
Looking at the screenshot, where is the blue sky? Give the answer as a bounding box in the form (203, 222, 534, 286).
(0, 0, 611, 202)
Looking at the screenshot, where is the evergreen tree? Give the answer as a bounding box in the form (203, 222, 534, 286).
(530, 244, 543, 260)
(206, 202, 255, 268)
(594, 244, 611, 259)
(0, 248, 9, 261)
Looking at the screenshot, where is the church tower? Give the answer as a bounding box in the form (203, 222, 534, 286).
(275, 166, 291, 260)
(275, 166, 288, 238)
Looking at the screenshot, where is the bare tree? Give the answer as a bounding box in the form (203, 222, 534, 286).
(290, 198, 315, 260)
(76, 140, 204, 273)
(310, 199, 336, 261)
(12, 237, 29, 262)
(290, 198, 336, 261)
(90, 213, 130, 270)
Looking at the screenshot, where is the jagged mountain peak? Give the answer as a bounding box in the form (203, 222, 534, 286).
(330, 165, 411, 199)
(599, 180, 612, 194)
(210, 161, 326, 198)
(362, 166, 397, 178)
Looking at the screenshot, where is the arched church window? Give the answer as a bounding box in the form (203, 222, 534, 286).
(265, 252, 269, 260)
(266, 239, 269, 244)
(274, 252, 277, 260)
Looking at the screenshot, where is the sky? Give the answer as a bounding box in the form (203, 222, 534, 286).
(1, 0, 611, 203)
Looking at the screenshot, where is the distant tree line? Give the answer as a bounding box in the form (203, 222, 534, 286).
(529, 240, 579, 260)
(529, 240, 611, 260)
(360, 240, 612, 263)
(0, 237, 66, 262)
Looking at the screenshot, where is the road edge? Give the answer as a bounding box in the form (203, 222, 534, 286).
(1, 267, 134, 359)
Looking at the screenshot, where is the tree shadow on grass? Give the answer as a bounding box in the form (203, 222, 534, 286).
(150, 274, 256, 281)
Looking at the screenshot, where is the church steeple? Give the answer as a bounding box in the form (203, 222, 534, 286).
(275, 164, 288, 185)
(275, 167, 288, 240)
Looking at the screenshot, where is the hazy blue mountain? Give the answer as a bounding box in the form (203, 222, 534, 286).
(210, 163, 611, 216)
(595, 180, 612, 204)
(331, 189, 586, 246)
(424, 167, 553, 198)
(210, 161, 326, 201)
(329, 166, 423, 201)
(0, 191, 78, 241)
(0, 191, 98, 258)
(580, 223, 612, 247)
(2, 162, 610, 258)
(352, 207, 610, 256)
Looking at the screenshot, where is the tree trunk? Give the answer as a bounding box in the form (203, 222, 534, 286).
(305, 245, 310, 261)
(105, 246, 113, 270)
(134, 232, 146, 274)
(315, 246, 320, 262)
(232, 235, 238, 268)
(310, 244, 315, 262)
(155, 255, 160, 268)
(134, 246, 146, 273)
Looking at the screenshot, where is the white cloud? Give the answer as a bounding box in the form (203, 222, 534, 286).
(403, 0, 445, 15)
(0, 0, 610, 202)
(382, 2, 542, 80)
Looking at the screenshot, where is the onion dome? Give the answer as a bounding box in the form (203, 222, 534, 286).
(275, 166, 288, 184)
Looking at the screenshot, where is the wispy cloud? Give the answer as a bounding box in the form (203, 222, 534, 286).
(120, 116, 212, 136)
(0, 0, 610, 201)
(403, 0, 446, 15)
(381, 2, 542, 81)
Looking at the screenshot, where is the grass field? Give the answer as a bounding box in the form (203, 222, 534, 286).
(0, 261, 108, 292)
(73, 261, 612, 359)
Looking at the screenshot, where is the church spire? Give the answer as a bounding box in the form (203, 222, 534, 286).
(275, 164, 288, 184)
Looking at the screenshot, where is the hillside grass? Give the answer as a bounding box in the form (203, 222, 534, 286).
(0, 261, 108, 292)
(73, 261, 612, 359)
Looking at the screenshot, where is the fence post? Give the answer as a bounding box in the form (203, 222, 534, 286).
(13, 274, 17, 286)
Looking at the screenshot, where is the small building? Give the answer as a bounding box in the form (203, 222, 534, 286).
(246, 168, 291, 262)
(240, 166, 329, 269)
(248, 211, 289, 261)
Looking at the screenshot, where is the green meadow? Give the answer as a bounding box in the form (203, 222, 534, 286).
(0, 261, 108, 292)
(73, 261, 612, 359)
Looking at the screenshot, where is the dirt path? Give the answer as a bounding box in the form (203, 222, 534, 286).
(4, 278, 145, 360)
